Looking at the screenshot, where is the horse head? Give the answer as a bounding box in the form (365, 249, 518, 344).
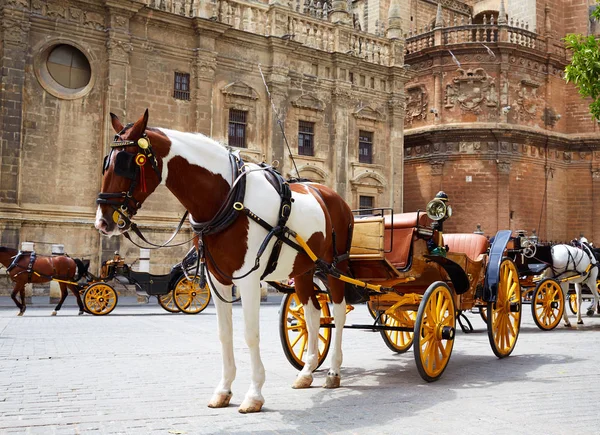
(95, 109, 166, 235)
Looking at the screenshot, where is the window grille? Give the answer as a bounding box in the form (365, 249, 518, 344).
(298, 121, 315, 156)
(228, 109, 247, 148)
(173, 72, 191, 100)
(359, 130, 373, 164)
(359, 195, 374, 215)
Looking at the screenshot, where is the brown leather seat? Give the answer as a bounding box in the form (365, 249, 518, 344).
(443, 234, 489, 262)
(384, 212, 431, 230)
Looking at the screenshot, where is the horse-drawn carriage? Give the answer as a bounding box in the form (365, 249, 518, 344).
(277, 193, 522, 382)
(506, 232, 599, 330)
(0, 246, 210, 316)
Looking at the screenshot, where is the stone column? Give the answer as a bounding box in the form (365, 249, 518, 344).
(0, 2, 30, 204)
(388, 95, 405, 212)
(331, 86, 352, 202)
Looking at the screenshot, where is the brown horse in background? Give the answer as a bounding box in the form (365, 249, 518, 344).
(0, 247, 88, 316)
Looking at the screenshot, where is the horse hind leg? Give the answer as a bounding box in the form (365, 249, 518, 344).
(291, 272, 321, 390)
(560, 283, 572, 327)
(68, 284, 85, 315)
(323, 275, 346, 389)
(207, 277, 236, 410)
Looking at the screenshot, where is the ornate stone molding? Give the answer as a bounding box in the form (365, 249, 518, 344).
(353, 106, 385, 122)
(1, 17, 31, 47)
(405, 85, 428, 125)
(84, 11, 105, 30)
(350, 171, 386, 193)
(592, 168, 600, 179)
(221, 81, 259, 100)
(445, 68, 498, 113)
(516, 79, 542, 121)
(106, 39, 133, 63)
(291, 94, 325, 112)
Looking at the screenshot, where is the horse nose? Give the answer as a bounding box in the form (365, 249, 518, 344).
(95, 216, 109, 233)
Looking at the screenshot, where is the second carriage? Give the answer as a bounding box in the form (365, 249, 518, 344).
(277, 192, 522, 382)
(82, 249, 211, 316)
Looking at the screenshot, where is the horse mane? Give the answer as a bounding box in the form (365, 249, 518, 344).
(73, 258, 90, 279)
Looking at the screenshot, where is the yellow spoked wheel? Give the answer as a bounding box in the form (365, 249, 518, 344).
(173, 275, 211, 314)
(414, 282, 456, 382)
(157, 290, 181, 313)
(380, 309, 416, 354)
(83, 283, 118, 316)
(279, 292, 332, 371)
(531, 278, 564, 330)
(488, 258, 522, 358)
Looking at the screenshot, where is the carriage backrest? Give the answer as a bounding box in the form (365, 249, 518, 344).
(443, 233, 489, 262)
(382, 213, 433, 269)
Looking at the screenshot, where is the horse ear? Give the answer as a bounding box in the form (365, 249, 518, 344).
(110, 113, 124, 133)
(130, 109, 149, 138)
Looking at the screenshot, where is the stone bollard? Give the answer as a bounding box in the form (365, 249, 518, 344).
(137, 248, 150, 304)
(21, 242, 34, 304)
(49, 244, 64, 304)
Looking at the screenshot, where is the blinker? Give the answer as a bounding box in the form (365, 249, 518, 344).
(114, 151, 137, 180)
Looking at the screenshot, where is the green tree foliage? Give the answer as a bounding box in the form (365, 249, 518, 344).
(564, 5, 600, 120)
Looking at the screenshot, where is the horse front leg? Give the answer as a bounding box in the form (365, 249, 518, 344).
(10, 282, 26, 316)
(575, 283, 584, 325)
(52, 283, 68, 316)
(207, 278, 236, 410)
(237, 277, 265, 413)
(324, 277, 346, 389)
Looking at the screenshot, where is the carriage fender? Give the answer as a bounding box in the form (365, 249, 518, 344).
(483, 230, 513, 302)
(423, 255, 470, 295)
(168, 269, 185, 291)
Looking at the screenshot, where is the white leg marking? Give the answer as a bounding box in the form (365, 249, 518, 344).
(208, 279, 236, 409)
(292, 299, 320, 389)
(238, 277, 265, 413)
(324, 299, 346, 389)
(561, 283, 572, 327)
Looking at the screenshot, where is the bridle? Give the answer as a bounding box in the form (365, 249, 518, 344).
(96, 124, 162, 231)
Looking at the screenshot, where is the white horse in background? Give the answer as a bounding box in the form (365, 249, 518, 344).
(543, 238, 599, 327)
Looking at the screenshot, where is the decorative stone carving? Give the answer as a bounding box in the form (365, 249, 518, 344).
(404, 85, 428, 125)
(291, 94, 325, 111)
(221, 81, 259, 100)
(106, 39, 133, 62)
(353, 106, 384, 122)
(516, 79, 542, 120)
(430, 160, 445, 175)
(47, 3, 67, 18)
(70, 7, 83, 21)
(84, 11, 105, 30)
(2, 18, 30, 46)
(592, 168, 600, 179)
(497, 160, 511, 174)
(6, 0, 29, 8)
(350, 172, 386, 193)
(445, 68, 498, 113)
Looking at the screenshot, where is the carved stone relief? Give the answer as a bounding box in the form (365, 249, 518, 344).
(106, 39, 133, 63)
(353, 105, 384, 122)
(84, 11, 105, 30)
(516, 79, 542, 120)
(404, 85, 428, 126)
(430, 160, 445, 175)
(445, 68, 498, 113)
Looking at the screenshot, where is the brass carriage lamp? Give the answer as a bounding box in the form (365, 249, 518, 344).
(426, 191, 452, 256)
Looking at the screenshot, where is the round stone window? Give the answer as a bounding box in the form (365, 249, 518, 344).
(46, 44, 91, 89)
(34, 40, 95, 100)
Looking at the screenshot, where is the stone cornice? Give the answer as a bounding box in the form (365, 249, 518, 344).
(405, 122, 600, 147)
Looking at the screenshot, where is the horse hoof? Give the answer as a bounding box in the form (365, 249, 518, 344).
(238, 398, 263, 414)
(51, 311, 57, 316)
(564, 323, 572, 328)
(292, 374, 313, 389)
(17, 312, 23, 317)
(578, 320, 584, 325)
(323, 375, 341, 389)
(207, 392, 232, 408)
(78, 311, 84, 316)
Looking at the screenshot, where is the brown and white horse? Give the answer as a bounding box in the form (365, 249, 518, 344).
(0, 247, 87, 316)
(95, 110, 353, 413)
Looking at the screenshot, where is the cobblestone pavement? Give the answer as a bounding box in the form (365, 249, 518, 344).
(1, 297, 600, 435)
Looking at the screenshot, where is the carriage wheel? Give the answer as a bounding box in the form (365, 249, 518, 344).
(173, 275, 211, 314)
(157, 290, 180, 313)
(487, 259, 522, 358)
(279, 291, 332, 371)
(414, 282, 456, 382)
(83, 283, 118, 316)
(531, 278, 564, 330)
(379, 309, 416, 353)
